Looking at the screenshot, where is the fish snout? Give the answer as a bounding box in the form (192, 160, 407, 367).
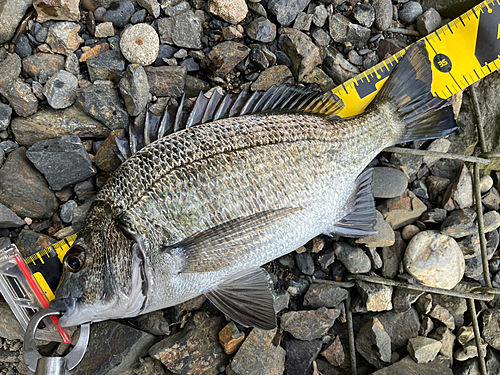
(49, 297, 75, 315)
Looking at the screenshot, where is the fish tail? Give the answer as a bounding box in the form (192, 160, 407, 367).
(370, 42, 458, 144)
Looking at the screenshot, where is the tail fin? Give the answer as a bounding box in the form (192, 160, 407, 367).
(369, 42, 458, 143)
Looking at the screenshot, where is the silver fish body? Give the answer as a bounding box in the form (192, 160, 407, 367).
(52, 44, 457, 329)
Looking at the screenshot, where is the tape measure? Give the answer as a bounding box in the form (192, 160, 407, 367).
(331, 0, 500, 118)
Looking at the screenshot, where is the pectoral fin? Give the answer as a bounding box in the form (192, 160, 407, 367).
(204, 267, 277, 330)
(162, 207, 303, 273)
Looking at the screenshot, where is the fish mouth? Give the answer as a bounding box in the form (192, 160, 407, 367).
(49, 298, 84, 327)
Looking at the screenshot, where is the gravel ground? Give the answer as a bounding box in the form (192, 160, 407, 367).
(0, 0, 500, 374)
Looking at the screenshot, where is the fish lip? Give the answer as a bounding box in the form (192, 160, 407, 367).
(49, 298, 78, 327)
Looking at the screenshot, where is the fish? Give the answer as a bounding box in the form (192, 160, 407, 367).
(50, 42, 457, 330)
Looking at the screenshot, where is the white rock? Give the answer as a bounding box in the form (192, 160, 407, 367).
(120, 23, 159, 66)
(95, 22, 115, 38)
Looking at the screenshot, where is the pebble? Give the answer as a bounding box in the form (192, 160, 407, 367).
(13, 33, 32, 59)
(354, 280, 393, 312)
(443, 164, 474, 210)
(119, 64, 150, 116)
(354, 3, 375, 28)
(328, 14, 370, 47)
(60, 200, 78, 223)
(158, 11, 203, 49)
(0, 0, 33, 44)
(294, 252, 314, 275)
(402, 224, 420, 240)
(312, 5, 327, 27)
(417, 8, 442, 35)
(0, 202, 25, 228)
(357, 210, 395, 247)
(429, 304, 455, 330)
(348, 50, 363, 66)
(483, 187, 500, 210)
(407, 336, 442, 364)
(201, 41, 250, 76)
(208, 0, 247, 25)
(381, 232, 405, 279)
(373, 0, 393, 31)
(87, 50, 126, 82)
(246, 17, 276, 43)
(293, 12, 313, 31)
(423, 138, 451, 167)
(399, 1, 423, 23)
(250, 65, 293, 91)
(46, 22, 83, 55)
(283, 339, 322, 375)
(484, 211, 500, 233)
(228, 328, 285, 375)
(247, 2, 267, 18)
(137, 0, 160, 18)
(480, 175, 494, 193)
(102, 1, 135, 28)
(303, 283, 348, 309)
(378, 190, 427, 230)
(355, 318, 392, 369)
(267, 0, 310, 27)
(120, 23, 159, 66)
(483, 308, 500, 350)
(280, 307, 340, 341)
(130, 9, 147, 24)
(321, 336, 346, 367)
(95, 129, 124, 172)
(371, 167, 408, 198)
(333, 242, 371, 274)
(323, 46, 359, 85)
(94, 21, 114, 38)
(43, 70, 79, 109)
(404, 231, 464, 289)
(144, 65, 187, 97)
(440, 208, 477, 238)
(0, 103, 11, 132)
(218, 322, 244, 355)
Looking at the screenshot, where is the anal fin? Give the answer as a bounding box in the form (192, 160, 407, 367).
(204, 267, 277, 331)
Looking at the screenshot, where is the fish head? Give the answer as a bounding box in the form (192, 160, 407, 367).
(50, 200, 148, 327)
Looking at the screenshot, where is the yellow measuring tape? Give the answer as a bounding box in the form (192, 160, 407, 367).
(21, 0, 500, 300)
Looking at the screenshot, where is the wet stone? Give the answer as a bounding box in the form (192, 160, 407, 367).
(354, 3, 375, 27)
(158, 11, 203, 49)
(354, 280, 393, 312)
(120, 23, 159, 66)
(149, 312, 228, 375)
(356, 318, 392, 369)
(73, 320, 158, 375)
(373, 0, 393, 31)
(250, 65, 293, 91)
(46, 22, 83, 55)
(0, 148, 58, 219)
(43, 70, 79, 109)
(219, 322, 244, 355)
(87, 50, 126, 82)
(119, 64, 150, 116)
(60, 199, 77, 223)
(283, 338, 322, 375)
(201, 41, 250, 77)
(407, 336, 442, 364)
(136, 310, 170, 336)
(295, 252, 314, 275)
(267, 0, 310, 27)
(440, 208, 477, 238)
(348, 50, 363, 66)
(303, 283, 348, 309)
(399, 1, 423, 23)
(208, 0, 247, 25)
(280, 307, 340, 341)
(372, 167, 408, 199)
(144, 65, 186, 97)
(102, 1, 135, 27)
(76, 83, 129, 130)
(246, 17, 276, 43)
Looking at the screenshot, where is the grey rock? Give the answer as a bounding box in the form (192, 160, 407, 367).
(202, 41, 250, 76)
(311, 28, 330, 47)
(119, 64, 150, 116)
(248, 2, 267, 18)
(229, 328, 285, 375)
(484, 211, 500, 233)
(483, 308, 500, 350)
(286, 278, 310, 298)
(273, 290, 290, 312)
(0, 140, 18, 153)
(137, 310, 170, 336)
(421, 208, 448, 224)
(144, 65, 186, 97)
(334, 242, 371, 274)
(65, 52, 80, 75)
(373, 0, 393, 30)
(442, 164, 474, 210)
(283, 339, 322, 375)
(371, 355, 452, 375)
(356, 318, 392, 369)
(180, 57, 199, 71)
(76, 84, 129, 130)
(426, 175, 450, 202)
(22, 52, 66, 84)
(131, 9, 147, 24)
(312, 5, 328, 27)
(399, 1, 423, 23)
(378, 190, 427, 230)
(407, 336, 442, 364)
(295, 252, 314, 275)
(162, 1, 191, 17)
(293, 12, 313, 31)
(73, 320, 158, 375)
(391, 152, 422, 179)
(95, 22, 115, 38)
(357, 210, 395, 248)
(354, 279, 393, 312)
(46, 21, 83, 55)
(0, 147, 4, 168)
(454, 338, 487, 361)
(354, 3, 375, 27)
(417, 8, 441, 35)
(43, 70, 79, 109)
(0, 102, 12, 131)
(0, 53, 21, 87)
(14, 33, 31, 58)
(375, 308, 420, 351)
(0, 302, 24, 339)
(318, 249, 335, 269)
(428, 326, 455, 363)
(0, 78, 38, 117)
(246, 17, 276, 43)
(423, 138, 451, 167)
(0, 0, 33, 43)
(184, 75, 210, 97)
(393, 287, 423, 313)
(483, 187, 500, 211)
(429, 304, 455, 330)
(303, 283, 348, 309)
(323, 46, 360, 85)
(480, 175, 494, 194)
(26, 135, 96, 191)
(250, 65, 293, 91)
(0, 148, 58, 218)
(268, 0, 310, 27)
(155, 44, 178, 66)
(432, 291, 467, 328)
(60, 199, 77, 223)
(328, 13, 370, 47)
(87, 50, 126, 82)
(72, 196, 95, 231)
(381, 231, 406, 279)
(457, 233, 480, 258)
(158, 11, 202, 49)
(363, 50, 379, 69)
(137, 0, 160, 18)
(348, 50, 363, 65)
(372, 167, 408, 198)
(102, 0, 135, 27)
(412, 179, 429, 199)
(120, 23, 160, 66)
(0, 202, 25, 227)
(441, 208, 477, 238)
(280, 307, 340, 341)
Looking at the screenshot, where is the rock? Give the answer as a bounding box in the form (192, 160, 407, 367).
(373, 0, 392, 31)
(247, 1, 266, 17)
(357, 210, 395, 248)
(222, 25, 243, 41)
(0, 102, 12, 131)
(353, 3, 375, 27)
(87, 50, 126, 82)
(250, 65, 293, 91)
(76, 84, 129, 130)
(149, 312, 228, 375)
(407, 337, 442, 364)
(158, 11, 203, 49)
(294, 252, 314, 275)
(46, 21, 83, 55)
(440, 209, 477, 238)
(73, 320, 158, 375)
(402, 225, 420, 241)
(137, 0, 160, 18)
(328, 13, 370, 47)
(371, 355, 453, 375)
(219, 322, 244, 355)
(321, 335, 346, 367)
(131, 9, 147, 24)
(34, 0, 80, 22)
(11, 106, 110, 147)
(0, 0, 33, 43)
(429, 304, 455, 330)
(428, 326, 455, 363)
(399, 1, 422, 23)
(426, 176, 450, 202)
(95, 129, 124, 172)
(483, 188, 500, 211)
(267, 0, 310, 27)
(144, 65, 186, 97)
(119, 64, 149, 116)
(378, 190, 427, 230)
(273, 290, 290, 313)
(208, 0, 247, 25)
(301, 67, 334, 92)
(246, 17, 276, 43)
(0, 147, 58, 219)
(483, 308, 500, 350)
(72, 196, 95, 230)
(280, 307, 340, 341)
(456, 326, 475, 346)
(59, 199, 77, 223)
(120, 23, 159, 66)
(392, 287, 423, 313)
(94, 21, 114, 38)
(442, 164, 474, 210)
(311, 28, 330, 47)
(0, 302, 24, 340)
(480, 175, 494, 194)
(372, 308, 419, 351)
(0, 78, 38, 117)
(416, 8, 441, 35)
(423, 138, 451, 167)
(0, 202, 25, 227)
(372, 167, 408, 199)
(303, 283, 348, 309)
(283, 338, 322, 375)
(102, 1, 134, 27)
(293, 12, 313, 31)
(454, 338, 488, 361)
(312, 4, 327, 27)
(347, 50, 362, 66)
(228, 328, 285, 375)
(201, 41, 250, 76)
(484, 211, 500, 233)
(14, 33, 31, 59)
(354, 280, 393, 312)
(16, 229, 55, 255)
(381, 231, 406, 279)
(356, 318, 392, 369)
(184, 75, 210, 98)
(43, 70, 78, 109)
(0, 52, 22, 84)
(421, 208, 448, 224)
(333, 242, 371, 274)
(390, 152, 422, 179)
(323, 46, 359, 85)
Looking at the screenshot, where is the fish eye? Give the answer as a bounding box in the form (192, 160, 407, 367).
(64, 245, 86, 272)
